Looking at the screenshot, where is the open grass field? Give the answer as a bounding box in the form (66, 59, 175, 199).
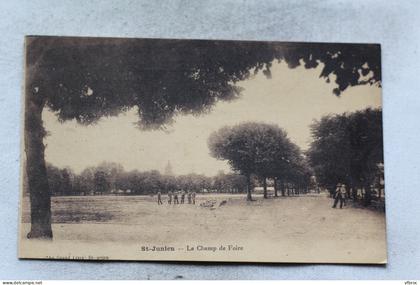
(19, 193, 387, 263)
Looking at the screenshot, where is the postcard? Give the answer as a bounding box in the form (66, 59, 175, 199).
(19, 36, 386, 263)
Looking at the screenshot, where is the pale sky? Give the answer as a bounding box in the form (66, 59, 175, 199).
(43, 61, 381, 175)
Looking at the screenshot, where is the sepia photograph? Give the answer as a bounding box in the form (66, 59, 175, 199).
(19, 36, 385, 263)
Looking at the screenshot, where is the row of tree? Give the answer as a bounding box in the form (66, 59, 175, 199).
(44, 108, 383, 204)
(208, 122, 312, 200)
(307, 108, 384, 205)
(43, 162, 255, 196)
(43, 163, 313, 198)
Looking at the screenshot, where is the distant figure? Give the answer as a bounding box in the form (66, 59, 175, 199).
(357, 188, 363, 199)
(180, 190, 185, 204)
(157, 191, 163, 205)
(168, 191, 173, 205)
(332, 183, 346, 209)
(174, 191, 179, 204)
(192, 191, 196, 204)
(187, 191, 192, 204)
(340, 185, 347, 206)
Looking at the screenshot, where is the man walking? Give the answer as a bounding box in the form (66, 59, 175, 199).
(174, 191, 179, 204)
(168, 191, 173, 205)
(187, 191, 192, 204)
(192, 191, 196, 204)
(157, 191, 163, 205)
(180, 190, 185, 204)
(332, 183, 346, 209)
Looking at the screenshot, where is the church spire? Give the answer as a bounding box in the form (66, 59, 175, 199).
(164, 160, 173, 176)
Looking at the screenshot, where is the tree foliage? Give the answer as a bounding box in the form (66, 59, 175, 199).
(44, 163, 247, 196)
(46, 164, 73, 195)
(213, 171, 248, 193)
(208, 122, 307, 199)
(307, 108, 383, 203)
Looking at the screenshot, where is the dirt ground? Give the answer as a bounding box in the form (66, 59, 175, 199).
(19, 193, 387, 263)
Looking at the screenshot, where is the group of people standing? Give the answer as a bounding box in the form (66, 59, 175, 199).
(156, 190, 196, 205)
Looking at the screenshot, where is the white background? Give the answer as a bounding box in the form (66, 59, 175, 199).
(0, 0, 419, 280)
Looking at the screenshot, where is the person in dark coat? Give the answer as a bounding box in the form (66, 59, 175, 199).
(174, 191, 179, 204)
(167, 191, 173, 204)
(157, 191, 163, 205)
(332, 183, 346, 209)
(180, 190, 185, 204)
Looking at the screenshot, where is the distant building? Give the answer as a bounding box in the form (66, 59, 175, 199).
(164, 160, 174, 176)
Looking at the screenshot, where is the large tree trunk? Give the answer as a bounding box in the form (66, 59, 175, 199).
(24, 92, 53, 239)
(246, 174, 252, 201)
(263, 177, 268, 199)
(281, 182, 285, 196)
(274, 178, 278, 197)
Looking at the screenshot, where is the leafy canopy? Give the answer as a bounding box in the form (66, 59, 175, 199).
(26, 37, 381, 130)
(307, 108, 383, 188)
(208, 122, 298, 177)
